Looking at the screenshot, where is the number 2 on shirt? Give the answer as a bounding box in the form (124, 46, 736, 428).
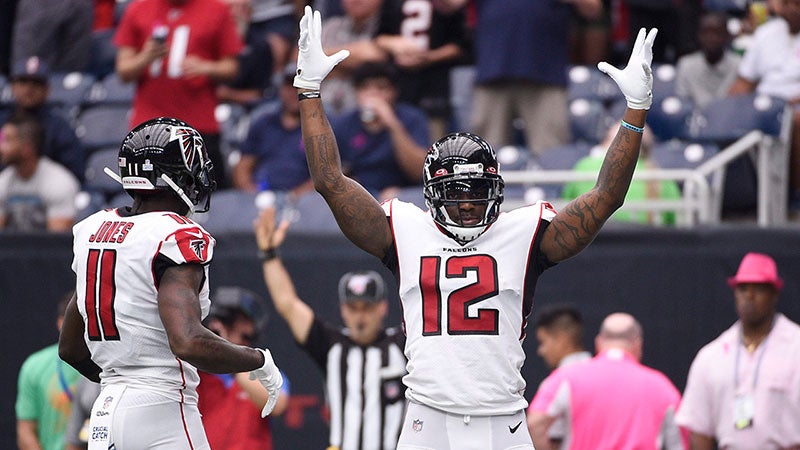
(420, 255, 499, 336)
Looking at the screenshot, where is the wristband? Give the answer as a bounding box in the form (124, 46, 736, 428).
(298, 91, 321, 101)
(621, 120, 644, 134)
(259, 247, 280, 262)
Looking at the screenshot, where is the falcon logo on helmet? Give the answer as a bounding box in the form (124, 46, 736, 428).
(106, 117, 217, 216)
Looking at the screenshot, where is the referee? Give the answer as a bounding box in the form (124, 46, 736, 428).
(255, 207, 407, 450)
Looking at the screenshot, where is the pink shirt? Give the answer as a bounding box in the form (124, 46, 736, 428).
(676, 314, 800, 450)
(530, 349, 684, 450)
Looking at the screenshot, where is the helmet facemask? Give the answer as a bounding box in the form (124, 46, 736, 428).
(424, 163, 504, 245)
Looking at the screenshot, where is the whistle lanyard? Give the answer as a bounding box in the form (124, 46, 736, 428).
(733, 325, 771, 391)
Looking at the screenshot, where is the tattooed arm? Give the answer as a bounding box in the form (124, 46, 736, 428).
(298, 92, 393, 259)
(541, 108, 646, 262)
(541, 28, 657, 263)
(294, 7, 392, 259)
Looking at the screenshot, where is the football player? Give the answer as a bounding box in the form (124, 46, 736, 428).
(292, 6, 657, 449)
(58, 117, 282, 449)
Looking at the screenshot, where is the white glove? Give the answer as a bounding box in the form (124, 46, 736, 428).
(249, 348, 284, 417)
(293, 5, 350, 90)
(597, 28, 658, 110)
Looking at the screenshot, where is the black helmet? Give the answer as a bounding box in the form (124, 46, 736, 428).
(116, 117, 216, 214)
(423, 133, 504, 244)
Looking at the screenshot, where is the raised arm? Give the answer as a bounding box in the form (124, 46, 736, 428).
(254, 207, 315, 344)
(294, 6, 393, 259)
(541, 28, 657, 263)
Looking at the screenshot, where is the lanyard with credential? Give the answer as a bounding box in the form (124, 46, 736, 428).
(734, 327, 772, 393)
(56, 358, 74, 402)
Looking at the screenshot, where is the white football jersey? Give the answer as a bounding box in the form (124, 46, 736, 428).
(382, 199, 556, 415)
(71, 208, 215, 405)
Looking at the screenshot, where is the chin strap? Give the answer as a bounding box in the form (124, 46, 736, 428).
(160, 174, 195, 216)
(104, 167, 122, 184)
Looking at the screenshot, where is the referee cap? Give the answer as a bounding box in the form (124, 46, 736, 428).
(338, 270, 385, 304)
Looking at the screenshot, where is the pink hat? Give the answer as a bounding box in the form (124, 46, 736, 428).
(727, 252, 783, 290)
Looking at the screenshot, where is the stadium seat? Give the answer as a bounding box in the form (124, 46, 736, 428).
(650, 140, 719, 170)
(192, 189, 260, 233)
(74, 190, 108, 221)
(609, 95, 694, 142)
(83, 146, 125, 198)
(569, 98, 615, 144)
(685, 93, 787, 143)
(84, 73, 135, 106)
(532, 142, 593, 199)
(289, 191, 342, 234)
(567, 65, 622, 104)
(47, 72, 96, 119)
(651, 64, 677, 99)
(75, 104, 132, 152)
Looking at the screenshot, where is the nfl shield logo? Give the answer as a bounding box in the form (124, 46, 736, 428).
(412, 419, 423, 432)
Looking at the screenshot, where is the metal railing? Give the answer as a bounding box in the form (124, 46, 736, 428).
(500, 124, 790, 227)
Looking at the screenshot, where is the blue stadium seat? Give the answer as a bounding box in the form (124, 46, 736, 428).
(75, 190, 108, 221)
(567, 65, 622, 104)
(652, 64, 677, 99)
(532, 142, 593, 199)
(289, 191, 342, 234)
(685, 93, 787, 143)
(609, 95, 695, 142)
(83, 147, 125, 198)
(569, 98, 615, 144)
(47, 72, 96, 119)
(84, 73, 135, 107)
(650, 140, 719, 170)
(75, 104, 132, 152)
(193, 189, 260, 233)
(87, 29, 117, 80)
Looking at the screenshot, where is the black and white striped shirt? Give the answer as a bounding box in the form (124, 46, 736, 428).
(302, 317, 407, 450)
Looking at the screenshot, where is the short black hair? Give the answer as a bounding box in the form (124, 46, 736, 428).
(352, 62, 399, 88)
(5, 111, 44, 154)
(534, 303, 584, 345)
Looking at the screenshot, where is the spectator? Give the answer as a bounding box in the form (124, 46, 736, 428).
(436, 0, 603, 156)
(727, 0, 800, 212)
(216, 0, 275, 107)
(320, 0, 386, 115)
(528, 312, 684, 450)
(374, 0, 469, 139)
(198, 286, 290, 450)
(675, 11, 741, 109)
(527, 304, 592, 450)
(292, 6, 657, 447)
(63, 377, 100, 450)
(329, 61, 430, 199)
(57, 117, 283, 449)
(254, 206, 407, 450)
(0, 111, 80, 232)
(561, 123, 682, 226)
(232, 64, 312, 195)
(0, 56, 86, 182)
(113, 0, 245, 189)
(249, 0, 303, 79)
(11, 0, 93, 73)
(16, 291, 81, 450)
(676, 252, 800, 450)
